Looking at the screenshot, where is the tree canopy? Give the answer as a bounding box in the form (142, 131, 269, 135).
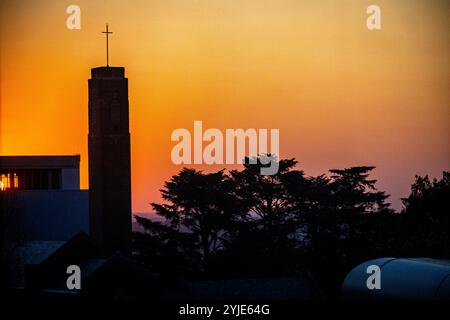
(132, 157, 449, 297)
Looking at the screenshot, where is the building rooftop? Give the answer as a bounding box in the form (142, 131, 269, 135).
(0, 155, 80, 170)
(91, 66, 125, 78)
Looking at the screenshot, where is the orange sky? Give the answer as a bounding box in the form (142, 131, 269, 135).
(1, 0, 449, 212)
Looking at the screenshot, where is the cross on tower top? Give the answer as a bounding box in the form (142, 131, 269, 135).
(102, 23, 113, 67)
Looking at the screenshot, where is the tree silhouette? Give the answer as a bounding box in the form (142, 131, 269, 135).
(329, 166, 391, 240)
(133, 158, 449, 298)
(230, 157, 298, 228)
(400, 171, 450, 256)
(150, 168, 247, 265)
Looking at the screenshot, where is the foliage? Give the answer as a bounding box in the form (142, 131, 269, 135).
(132, 157, 449, 297)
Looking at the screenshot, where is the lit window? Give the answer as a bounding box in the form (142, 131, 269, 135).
(0, 173, 18, 190)
(14, 173, 19, 188)
(0, 174, 8, 190)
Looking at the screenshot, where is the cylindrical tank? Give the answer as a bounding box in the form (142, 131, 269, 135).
(342, 258, 450, 300)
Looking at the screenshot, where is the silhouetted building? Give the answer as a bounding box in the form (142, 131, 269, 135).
(13, 233, 157, 299)
(0, 155, 80, 191)
(88, 67, 132, 256)
(0, 155, 89, 241)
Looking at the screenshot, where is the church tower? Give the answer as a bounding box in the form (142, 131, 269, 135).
(88, 25, 131, 255)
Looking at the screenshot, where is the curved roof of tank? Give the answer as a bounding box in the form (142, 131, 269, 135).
(342, 258, 450, 300)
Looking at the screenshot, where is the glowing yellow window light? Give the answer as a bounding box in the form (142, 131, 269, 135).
(0, 174, 8, 190)
(13, 173, 19, 188)
(0, 173, 18, 190)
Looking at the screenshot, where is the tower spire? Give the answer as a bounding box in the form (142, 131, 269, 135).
(102, 23, 113, 67)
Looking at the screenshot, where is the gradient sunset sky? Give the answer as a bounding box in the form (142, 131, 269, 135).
(1, 0, 449, 212)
